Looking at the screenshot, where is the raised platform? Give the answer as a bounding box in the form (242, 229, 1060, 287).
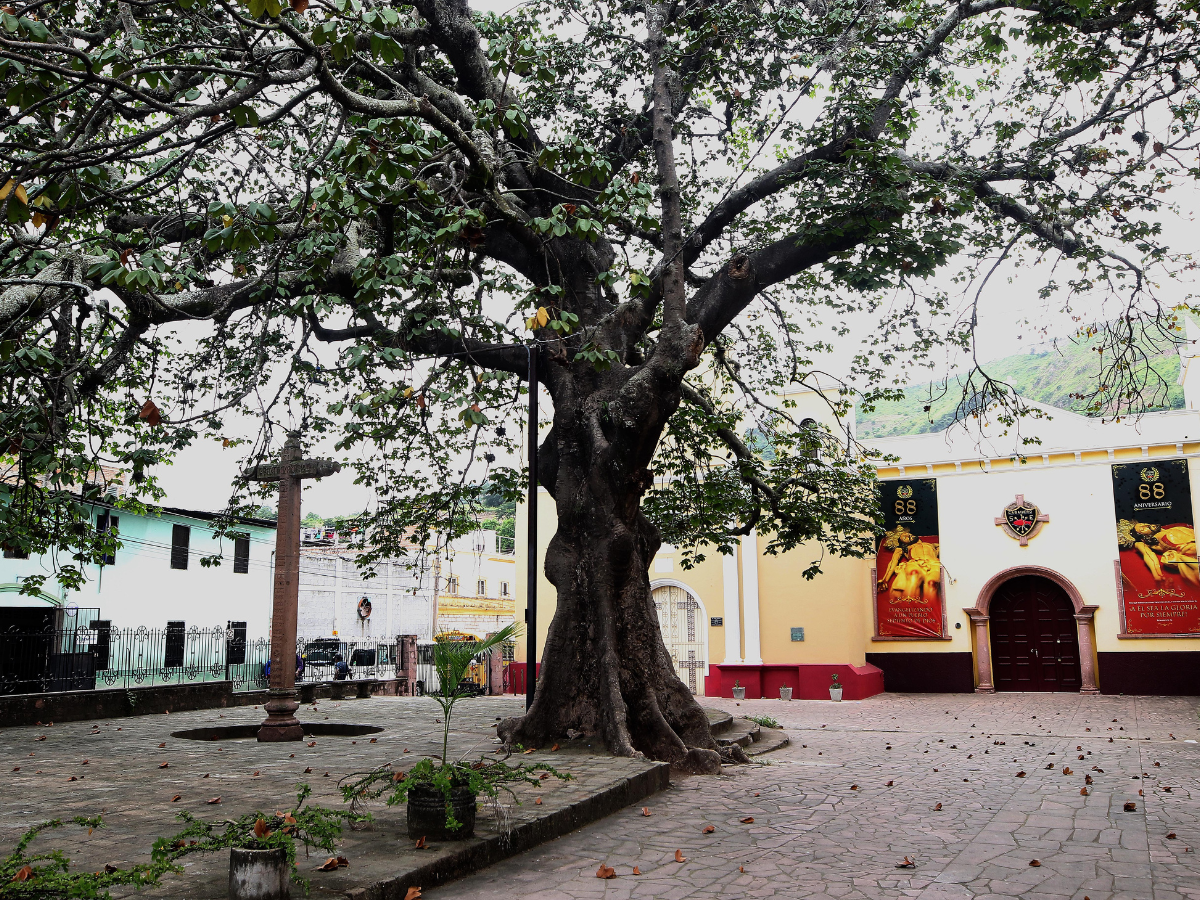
(705, 663, 885, 700)
(705, 707, 791, 757)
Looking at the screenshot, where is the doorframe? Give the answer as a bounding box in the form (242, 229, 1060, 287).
(649, 579, 710, 693)
(963, 565, 1099, 695)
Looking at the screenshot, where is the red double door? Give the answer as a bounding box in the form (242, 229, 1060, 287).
(989, 576, 1082, 692)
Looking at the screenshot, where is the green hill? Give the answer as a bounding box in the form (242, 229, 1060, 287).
(857, 336, 1184, 438)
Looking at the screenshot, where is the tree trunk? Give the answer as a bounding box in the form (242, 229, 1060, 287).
(498, 319, 731, 773)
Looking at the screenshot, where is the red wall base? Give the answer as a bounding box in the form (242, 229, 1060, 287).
(705, 663, 884, 701)
(504, 662, 540, 694)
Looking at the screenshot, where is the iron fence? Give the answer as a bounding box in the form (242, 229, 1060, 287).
(0, 624, 403, 697)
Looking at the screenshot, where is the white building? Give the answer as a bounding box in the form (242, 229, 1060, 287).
(436, 529, 517, 638)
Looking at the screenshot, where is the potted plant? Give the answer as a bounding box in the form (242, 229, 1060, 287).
(779, 685, 793, 701)
(829, 673, 843, 702)
(341, 624, 569, 842)
(153, 784, 366, 900)
(732, 679, 746, 700)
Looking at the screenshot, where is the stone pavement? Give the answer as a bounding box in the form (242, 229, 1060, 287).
(0, 694, 662, 897)
(431, 693, 1200, 900)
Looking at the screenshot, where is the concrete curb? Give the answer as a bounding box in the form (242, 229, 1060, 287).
(343, 761, 671, 900)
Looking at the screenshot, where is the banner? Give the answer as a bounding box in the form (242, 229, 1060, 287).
(1112, 460, 1200, 636)
(875, 479, 944, 638)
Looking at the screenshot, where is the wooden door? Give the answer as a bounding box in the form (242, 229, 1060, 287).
(989, 576, 1082, 692)
(651, 585, 707, 695)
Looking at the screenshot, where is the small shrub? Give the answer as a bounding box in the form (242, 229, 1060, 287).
(745, 714, 781, 729)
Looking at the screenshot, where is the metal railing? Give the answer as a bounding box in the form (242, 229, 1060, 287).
(0, 625, 403, 697)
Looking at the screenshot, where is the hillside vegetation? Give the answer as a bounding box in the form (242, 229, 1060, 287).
(858, 336, 1185, 438)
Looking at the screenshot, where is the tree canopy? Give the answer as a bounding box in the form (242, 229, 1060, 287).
(2, 0, 1198, 759)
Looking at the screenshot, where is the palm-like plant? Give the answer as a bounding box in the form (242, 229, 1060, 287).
(431, 623, 520, 766)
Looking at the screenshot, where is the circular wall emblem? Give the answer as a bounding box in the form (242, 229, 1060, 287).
(896, 485, 913, 499)
(1141, 467, 1160, 483)
(357, 597, 372, 620)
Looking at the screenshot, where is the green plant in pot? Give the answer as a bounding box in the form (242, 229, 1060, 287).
(152, 784, 367, 899)
(341, 623, 569, 842)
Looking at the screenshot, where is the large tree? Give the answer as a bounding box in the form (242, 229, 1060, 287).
(1, 0, 1197, 768)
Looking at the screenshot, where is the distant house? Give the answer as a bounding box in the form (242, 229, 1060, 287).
(436, 529, 516, 638)
(0, 496, 276, 638)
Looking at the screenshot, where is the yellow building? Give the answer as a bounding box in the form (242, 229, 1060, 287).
(514, 382, 1200, 699)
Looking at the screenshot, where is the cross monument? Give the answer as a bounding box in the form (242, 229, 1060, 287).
(246, 433, 341, 742)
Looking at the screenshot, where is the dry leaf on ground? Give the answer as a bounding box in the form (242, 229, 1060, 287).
(703, 825, 715, 834)
(740, 817, 754, 824)
(171, 795, 181, 802)
(595, 864, 616, 879)
(633, 866, 641, 875)
(674, 850, 686, 863)
(304, 767, 313, 774)
(896, 857, 916, 869)
(317, 858, 340, 871)
(158, 743, 166, 748)
(414, 837, 426, 849)
(1124, 802, 1137, 812)
(641, 807, 651, 816)
(404, 889, 421, 900)
(206, 797, 221, 804)
(159, 762, 169, 769)
(1029, 860, 1041, 867)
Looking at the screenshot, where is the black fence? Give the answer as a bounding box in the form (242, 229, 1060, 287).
(0, 624, 401, 697)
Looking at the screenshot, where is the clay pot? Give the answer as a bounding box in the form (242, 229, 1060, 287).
(228, 847, 290, 900)
(406, 784, 477, 841)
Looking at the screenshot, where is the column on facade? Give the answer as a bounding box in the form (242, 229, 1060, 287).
(964, 608, 994, 693)
(721, 547, 742, 663)
(1074, 605, 1100, 694)
(741, 529, 763, 665)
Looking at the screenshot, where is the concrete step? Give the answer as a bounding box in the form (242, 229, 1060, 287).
(745, 726, 790, 757)
(705, 707, 734, 735)
(715, 717, 761, 748)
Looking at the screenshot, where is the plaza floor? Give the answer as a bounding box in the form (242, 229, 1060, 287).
(2, 692, 1198, 900)
(432, 692, 1200, 900)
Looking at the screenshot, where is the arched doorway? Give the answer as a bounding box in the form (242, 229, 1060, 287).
(651, 582, 708, 696)
(989, 575, 1082, 692)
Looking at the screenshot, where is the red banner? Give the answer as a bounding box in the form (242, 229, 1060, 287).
(1112, 461, 1200, 636)
(875, 480, 945, 639)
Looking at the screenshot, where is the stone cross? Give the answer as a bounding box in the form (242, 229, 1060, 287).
(245, 433, 340, 742)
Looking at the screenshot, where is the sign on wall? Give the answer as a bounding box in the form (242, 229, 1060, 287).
(1112, 460, 1200, 636)
(875, 479, 945, 638)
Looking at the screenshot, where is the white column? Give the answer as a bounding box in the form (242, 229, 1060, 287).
(741, 529, 763, 664)
(721, 547, 742, 663)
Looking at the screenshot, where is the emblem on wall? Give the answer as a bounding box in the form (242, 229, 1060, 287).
(994, 494, 1049, 546)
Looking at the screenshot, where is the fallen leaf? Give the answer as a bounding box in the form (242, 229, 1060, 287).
(1085, 774, 1094, 784)
(595, 864, 616, 879)
(551, 744, 559, 751)
(886, 780, 894, 787)
(207, 797, 221, 804)
(370, 738, 377, 743)
(1016, 772, 1026, 777)
(896, 856, 916, 869)
(739, 866, 744, 873)
(1124, 802, 1137, 812)
(68, 776, 77, 782)
(308, 741, 316, 747)
(740, 817, 754, 824)
(336, 857, 349, 868)
(1080, 788, 1089, 796)
(1062, 767, 1073, 775)
(850, 784, 859, 790)
(159, 762, 169, 769)
(172, 794, 181, 802)
(933, 803, 942, 811)
(534, 797, 542, 805)
(633, 866, 642, 875)
(203, 774, 210, 778)
(35, 736, 46, 742)
(253, 771, 260, 777)
(642, 807, 652, 817)
(158, 743, 166, 748)
(674, 849, 686, 863)
(1167, 832, 1177, 839)
(254, 819, 271, 840)
(10, 767, 17, 772)
(523, 748, 535, 754)
(12, 864, 33, 881)
(414, 837, 426, 849)
(317, 857, 340, 871)
(82, 760, 88, 765)
(304, 767, 313, 774)
(324, 772, 329, 777)
(703, 825, 715, 834)
(289, 754, 294, 758)
(1029, 859, 1041, 867)
(404, 889, 421, 900)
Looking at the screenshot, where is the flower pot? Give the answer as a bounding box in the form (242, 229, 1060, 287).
(406, 784, 477, 841)
(732, 687, 746, 700)
(228, 847, 290, 900)
(779, 686, 793, 701)
(829, 687, 843, 702)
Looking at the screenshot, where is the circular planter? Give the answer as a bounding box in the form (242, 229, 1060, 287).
(779, 686, 793, 701)
(228, 847, 290, 900)
(829, 687, 843, 702)
(731, 687, 746, 700)
(406, 784, 477, 841)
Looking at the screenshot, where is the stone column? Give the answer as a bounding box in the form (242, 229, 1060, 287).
(260, 436, 303, 741)
(964, 608, 994, 693)
(397, 634, 417, 695)
(484, 632, 504, 696)
(1074, 606, 1100, 694)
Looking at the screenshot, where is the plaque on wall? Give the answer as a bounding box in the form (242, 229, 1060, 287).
(874, 479, 946, 639)
(1112, 460, 1200, 636)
